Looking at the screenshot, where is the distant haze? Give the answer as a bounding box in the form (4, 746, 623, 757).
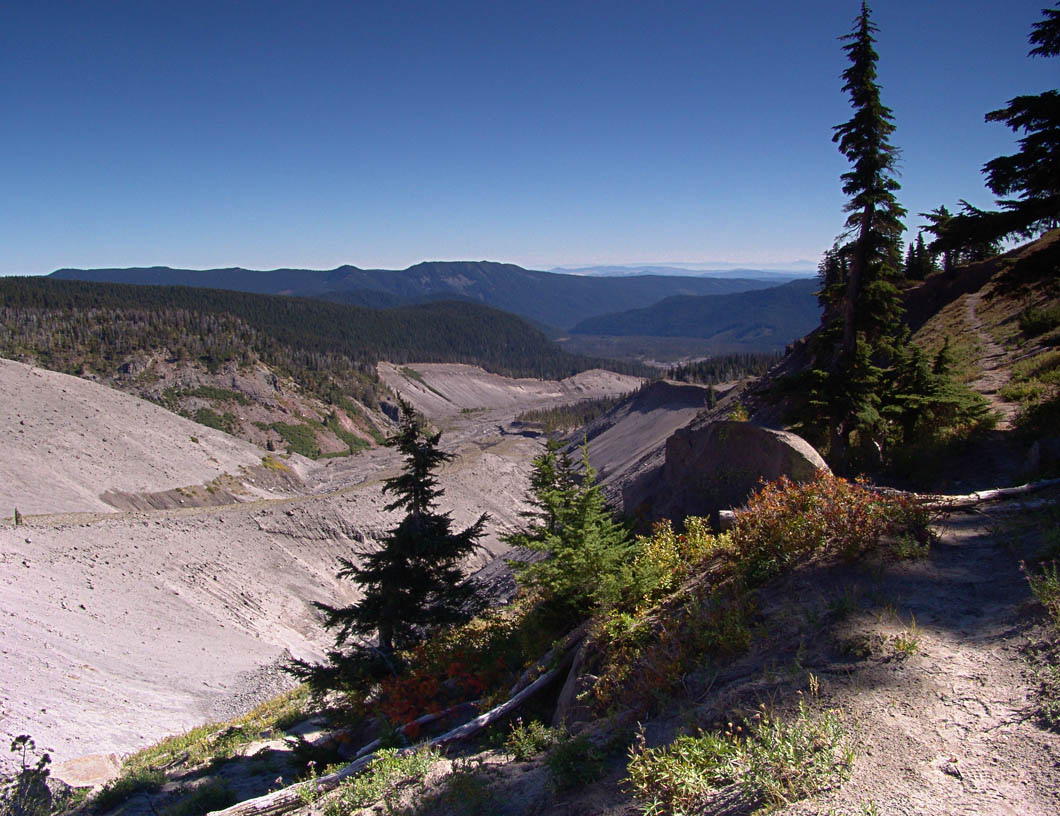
(551, 264, 817, 279)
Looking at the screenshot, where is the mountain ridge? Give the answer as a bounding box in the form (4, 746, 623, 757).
(49, 261, 777, 330)
(569, 277, 821, 347)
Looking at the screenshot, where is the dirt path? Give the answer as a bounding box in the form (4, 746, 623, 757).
(964, 291, 1019, 430)
(778, 501, 1060, 815)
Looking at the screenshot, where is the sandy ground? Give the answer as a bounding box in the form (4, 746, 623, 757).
(377, 362, 642, 418)
(0, 359, 645, 779)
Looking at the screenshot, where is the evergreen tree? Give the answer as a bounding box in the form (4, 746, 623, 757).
(927, 5, 1060, 253)
(290, 399, 487, 686)
(827, 1, 907, 359)
(506, 443, 632, 618)
(903, 232, 936, 280)
(808, 2, 907, 467)
(982, 3, 1060, 238)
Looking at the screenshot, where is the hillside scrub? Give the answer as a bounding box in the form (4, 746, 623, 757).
(63, 472, 943, 816)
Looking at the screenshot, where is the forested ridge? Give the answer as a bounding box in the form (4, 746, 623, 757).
(0, 277, 649, 383)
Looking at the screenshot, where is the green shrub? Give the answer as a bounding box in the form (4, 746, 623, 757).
(325, 747, 438, 814)
(164, 781, 236, 816)
(890, 533, 930, 560)
(267, 422, 321, 459)
(92, 767, 165, 812)
(621, 517, 719, 607)
(739, 700, 855, 809)
(547, 734, 605, 790)
(505, 719, 561, 761)
(1020, 305, 1060, 337)
(193, 407, 239, 435)
(403, 759, 499, 816)
(626, 696, 855, 814)
(2, 736, 52, 816)
(625, 731, 738, 815)
(1025, 560, 1060, 630)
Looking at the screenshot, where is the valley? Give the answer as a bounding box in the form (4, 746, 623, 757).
(0, 360, 640, 777)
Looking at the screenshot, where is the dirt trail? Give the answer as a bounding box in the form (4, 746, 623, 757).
(780, 503, 1060, 815)
(964, 291, 1019, 430)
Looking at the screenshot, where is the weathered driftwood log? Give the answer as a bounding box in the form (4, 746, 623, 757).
(209, 650, 576, 816)
(918, 478, 1060, 509)
(717, 477, 1060, 531)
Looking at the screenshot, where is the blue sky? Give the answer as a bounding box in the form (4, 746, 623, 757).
(2, 1, 1055, 275)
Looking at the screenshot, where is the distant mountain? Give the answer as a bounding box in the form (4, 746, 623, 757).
(568, 278, 821, 348)
(49, 261, 776, 330)
(551, 264, 815, 280)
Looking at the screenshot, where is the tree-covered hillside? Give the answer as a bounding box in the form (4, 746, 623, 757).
(0, 277, 649, 381)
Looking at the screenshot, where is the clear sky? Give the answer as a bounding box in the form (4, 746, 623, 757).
(2, 0, 1056, 275)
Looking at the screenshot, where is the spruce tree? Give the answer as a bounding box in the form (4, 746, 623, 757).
(926, 5, 1059, 254)
(829, 1, 907, 357)
(291, 398, 487, 686)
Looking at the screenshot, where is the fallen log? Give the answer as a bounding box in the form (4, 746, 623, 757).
(209, 651, 575, 816)
(918, 478, 1060, 509)
(350, 701, 480, 759)
(509, 621, 588, 696)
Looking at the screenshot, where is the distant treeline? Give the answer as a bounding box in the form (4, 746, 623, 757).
(514, 393, 632, 433)
(667, 351, 783, 385)
(0, 278, 652, 391)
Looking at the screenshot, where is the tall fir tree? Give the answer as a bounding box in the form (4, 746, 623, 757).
(811, 2, 907, 467)
(983, 3, 1060, 237)
(290, 398, 487, 687)
(828, 0, 907, 356)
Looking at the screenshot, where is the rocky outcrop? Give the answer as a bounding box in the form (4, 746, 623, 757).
(623, 420, 828, 524)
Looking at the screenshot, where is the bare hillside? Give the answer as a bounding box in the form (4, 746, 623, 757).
(0, 358, 303, 515)
(377, 362, 642, 418)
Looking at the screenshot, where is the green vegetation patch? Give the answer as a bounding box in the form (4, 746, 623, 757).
(325, 412, 371, 454)
(192, 407, 239, 435)
(626, 695, 855, 814)
(1021, 304, 1060, 338)
(267, 421, 322, 459)
(1005, 350, 1060, 433)
(92, 767, 166, 813)
(164, 780, 236, 816)
(515, 394, 628, 434)
(323, 747, 439, 815)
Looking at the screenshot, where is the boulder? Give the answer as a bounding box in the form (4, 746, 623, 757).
(625, 420, 828, 524)
(51, 753, 123, 789)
